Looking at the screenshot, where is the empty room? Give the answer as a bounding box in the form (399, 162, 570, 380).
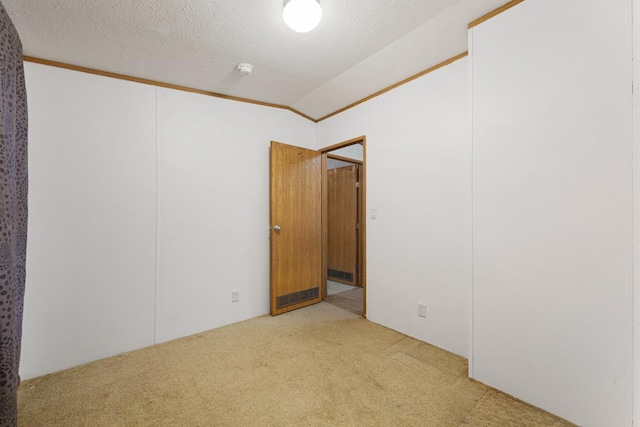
(0, 0, 637, 425)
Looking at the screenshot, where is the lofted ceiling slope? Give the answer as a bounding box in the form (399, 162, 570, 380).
(4, 0, 510, 120)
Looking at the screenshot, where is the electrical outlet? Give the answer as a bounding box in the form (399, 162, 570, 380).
(418, 303, 427, 318)
(232, 290, 240, 303)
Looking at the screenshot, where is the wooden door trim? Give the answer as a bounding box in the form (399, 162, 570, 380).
(320, 136, 367, 318)
(320, 136, 366, 153)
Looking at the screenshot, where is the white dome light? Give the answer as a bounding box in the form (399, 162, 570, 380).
(283, 0, 322, 33)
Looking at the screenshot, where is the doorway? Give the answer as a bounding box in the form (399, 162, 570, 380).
(269, 136, 366, 317)
(320, 137, 366, 317)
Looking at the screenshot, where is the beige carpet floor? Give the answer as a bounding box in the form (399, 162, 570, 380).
(18, 303, 574, 426)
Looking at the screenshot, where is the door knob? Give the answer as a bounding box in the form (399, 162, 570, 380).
(274, 225, 281, 232)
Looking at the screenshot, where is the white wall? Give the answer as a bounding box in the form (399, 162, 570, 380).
(317, 58, 471, 358)
(21, 63, 315, 378)
(20, 6, 639, 422)
(470, 1, 633, 426)
(22, 63, 157, 379)
(156, 88, 315, 343)
(327, 159, 354, 170)
(327, 143, 363, 161)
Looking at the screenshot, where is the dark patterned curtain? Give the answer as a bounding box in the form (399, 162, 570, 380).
(0, 3, 27, 426)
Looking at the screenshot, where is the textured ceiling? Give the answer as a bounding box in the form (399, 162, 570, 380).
(3, 0, 510, 120)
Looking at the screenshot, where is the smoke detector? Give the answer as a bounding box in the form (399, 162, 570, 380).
(237, 63, 253, 76)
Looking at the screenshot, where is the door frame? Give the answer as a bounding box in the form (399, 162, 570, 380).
(319, 136, 367, 317)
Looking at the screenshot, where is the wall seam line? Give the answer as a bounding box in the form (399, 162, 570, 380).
(631, 1, 637, 423)
(468, 26, 475, 379)
(154, 87, 160, 345)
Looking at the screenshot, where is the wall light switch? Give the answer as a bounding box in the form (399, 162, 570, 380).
(232, 290, 240, 303)
(370, 208, 377, 219)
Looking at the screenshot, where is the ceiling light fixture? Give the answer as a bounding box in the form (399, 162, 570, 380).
(283, 0, 322, 33)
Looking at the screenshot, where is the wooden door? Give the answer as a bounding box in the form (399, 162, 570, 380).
(327, 165, 358, 286)
(270, 141, 322, 315)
